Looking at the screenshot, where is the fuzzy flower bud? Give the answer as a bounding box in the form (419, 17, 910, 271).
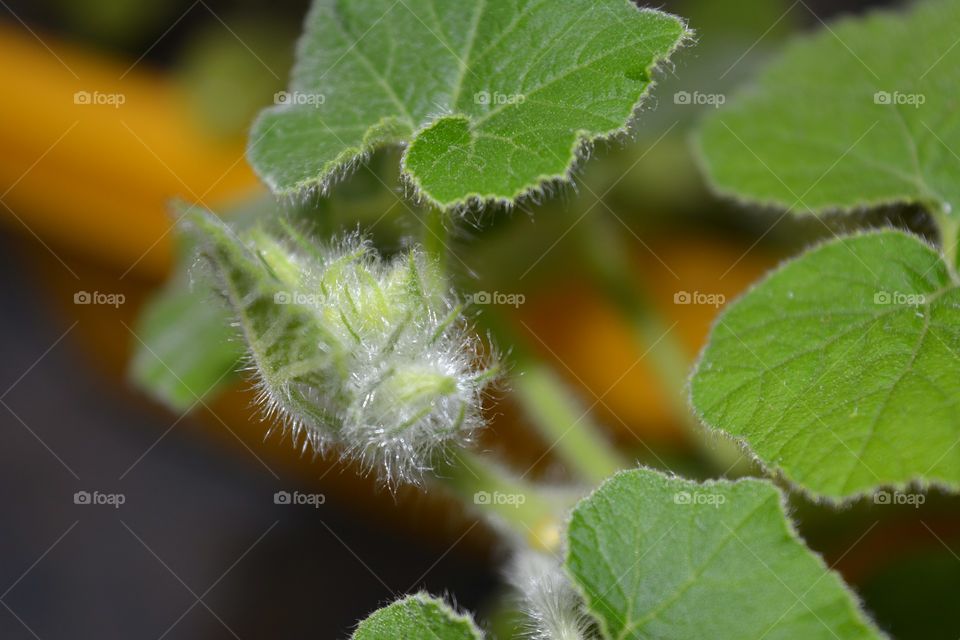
(185, 210, 496, 486)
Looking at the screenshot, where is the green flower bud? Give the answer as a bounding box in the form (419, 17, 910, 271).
(185, 209, 496, 485)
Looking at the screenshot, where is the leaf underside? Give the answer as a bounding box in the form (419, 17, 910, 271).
(249, 0, 689, 209)
(566, 469, 883, 640)
(691, 231, 960, 499)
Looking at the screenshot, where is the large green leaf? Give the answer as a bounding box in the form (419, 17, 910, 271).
(698, 0, 960, 219)
(566, 469, 883, 640)
(352, 593, 483, 640)
(249, 0, 690, 209)
(691, 231, 960, 499)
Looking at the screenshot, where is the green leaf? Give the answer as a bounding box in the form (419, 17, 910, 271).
(691, 231, 960, 499)
(182, 209, 338, 430)
(249, 0, 690, 209)
(698, 0, 960, 217)
(128, 273, 242, 411)
(128, 218, 243, 411)
(566, 468, 883, 640)
(352, 593, 483, 640)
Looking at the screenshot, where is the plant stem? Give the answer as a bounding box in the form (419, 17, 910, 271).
(422, 206, 450, 275)
(437, 450, 568, 552)
(511, 363, 626, 484)
(931, 203, 960, 278)
(480, 313, 626, 485)
(578, 212, 754, 477)
(580, 214, 689, 413)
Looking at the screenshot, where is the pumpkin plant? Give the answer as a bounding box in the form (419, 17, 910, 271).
(132, 0, 960, 637)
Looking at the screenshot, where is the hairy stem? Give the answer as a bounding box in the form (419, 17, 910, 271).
(422, 206, 450, 274)
(931, 203, 960, 278)
(579, 213, 753, 477)
(438, 450, 567, 552)
(481, 313, 626, 485)
(511, 364, 626, 484)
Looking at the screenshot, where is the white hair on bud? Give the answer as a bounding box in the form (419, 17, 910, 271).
(189, 211, 497, 489)
(508, 551, 597, 640)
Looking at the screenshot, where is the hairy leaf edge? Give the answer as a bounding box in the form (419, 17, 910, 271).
(351, 592, 484, 639)
(399, 8, 693, 213)
(250, 2, 694, 213)
(563, 467, 888, 639)
(691, 1, 952, 220)
(687, 228, 958, 504)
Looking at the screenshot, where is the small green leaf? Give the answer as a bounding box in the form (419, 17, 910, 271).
(698, 0, 960, 217)
(128, 274, 242, 411)
(249, 0, 690, 209)
(566, 469, 883, 640)
(352, 593, 483, 640)
(183, 211, 332, 429)
(691, 231, 960, 499)
(129, 197, 287, 412)
(128, 218, 243, 411)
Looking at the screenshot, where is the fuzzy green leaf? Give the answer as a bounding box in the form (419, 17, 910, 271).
(566, 469, 883, 640)
(698, 0, 960, 218)
(249, 0, 689, 209)
(691, 231, 960, 499)
(352, 593, 483, 640)
(183, 211, 335, 426)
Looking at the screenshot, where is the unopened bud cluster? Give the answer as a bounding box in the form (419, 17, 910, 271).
(187, 211, 496, 485)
